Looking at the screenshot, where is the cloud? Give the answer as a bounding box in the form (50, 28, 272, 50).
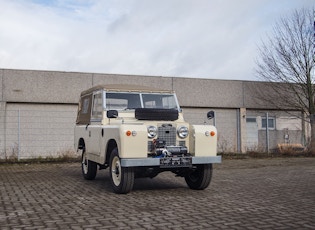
(0, 0, 314, 80)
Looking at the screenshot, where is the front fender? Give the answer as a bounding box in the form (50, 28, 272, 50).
(119, 124, 147, 158)
(189, 125, 217, 156)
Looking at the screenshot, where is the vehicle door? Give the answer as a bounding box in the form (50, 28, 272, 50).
(87, 90, 103, 155)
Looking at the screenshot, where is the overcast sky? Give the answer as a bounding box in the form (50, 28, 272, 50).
(0, 0, 314, 81)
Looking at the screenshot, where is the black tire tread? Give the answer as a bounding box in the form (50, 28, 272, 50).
(109, 148, 134, 194)
(82, 149, 97, 180)
(185, 164, 212, 190)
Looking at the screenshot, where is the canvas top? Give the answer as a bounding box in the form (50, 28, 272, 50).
(80, 84, 174, 96)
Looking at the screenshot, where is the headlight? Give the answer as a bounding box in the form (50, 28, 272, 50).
(177, 126, 188, 139)
(147, 126, 157, 138)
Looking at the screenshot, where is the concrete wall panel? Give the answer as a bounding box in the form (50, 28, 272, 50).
(243, 81, 297, 110)
(0, 69, 3, 102)
(173, 78, 244, 108)
(3, 69, 93, 103)
(0, 102, 5, 155)
(92, 73, 173, 91)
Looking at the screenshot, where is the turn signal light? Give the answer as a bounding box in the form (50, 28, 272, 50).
(126, 130, 137, 136)
(205, 131, 216, 137)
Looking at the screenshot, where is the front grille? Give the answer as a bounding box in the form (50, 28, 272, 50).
(148, 141, 154, 152)
(158, 125, 176, 146)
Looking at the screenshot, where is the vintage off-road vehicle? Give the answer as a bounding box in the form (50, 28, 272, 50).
(74, 85, 221, 194)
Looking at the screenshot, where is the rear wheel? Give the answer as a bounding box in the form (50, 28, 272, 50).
(109, 148, 134, 194)
(185, 164, 212, 190)
(81, 148, 97, 180)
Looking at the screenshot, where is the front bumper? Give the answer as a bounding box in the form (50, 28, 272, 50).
(121, 155, 221, 167)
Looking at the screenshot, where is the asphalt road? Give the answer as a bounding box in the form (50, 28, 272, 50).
(0, 157, 314, 229)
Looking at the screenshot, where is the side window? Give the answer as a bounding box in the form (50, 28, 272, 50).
(82, 98, 90, 114)
(76, 95, 92, 124)
(246, 117, 256, 123)
(261, 117, 275, 129)
(91, 92, 103, 120)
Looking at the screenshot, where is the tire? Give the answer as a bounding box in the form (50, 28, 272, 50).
(185, 164, 212, 190)
(135, 108, 178, 121)
(109, 148, 134, 194)
(81, 148, 97, 180)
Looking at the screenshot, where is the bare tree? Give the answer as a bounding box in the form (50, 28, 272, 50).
(255, 8, 315, 153)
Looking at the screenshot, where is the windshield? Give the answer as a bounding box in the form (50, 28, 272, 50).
(142, 94, 178, 109)
(105, 92, 179, 110)
(106, 93, 141, 110)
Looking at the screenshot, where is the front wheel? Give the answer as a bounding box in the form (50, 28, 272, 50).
(81, 148, 97, 180)
(109, 148, 134, 194)
(185, 164, 212, 190)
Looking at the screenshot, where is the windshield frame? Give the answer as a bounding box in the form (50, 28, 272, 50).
(103, 90, 181, 111)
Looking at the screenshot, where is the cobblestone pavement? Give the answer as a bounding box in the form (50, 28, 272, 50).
(0, 157, 314, 229)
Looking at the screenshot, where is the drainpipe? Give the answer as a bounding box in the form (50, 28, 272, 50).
(266, 112, 269, 154)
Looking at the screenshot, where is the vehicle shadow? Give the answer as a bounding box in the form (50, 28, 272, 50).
(91, 170, 188, 193)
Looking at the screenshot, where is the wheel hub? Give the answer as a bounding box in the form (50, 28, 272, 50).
(82, 152, 88, 174)
(114, 163, 120, 175)
(111, 156, 122, 186)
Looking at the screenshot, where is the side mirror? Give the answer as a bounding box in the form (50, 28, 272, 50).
(107, 110, 118, 118)
(207, 111, 215, 120)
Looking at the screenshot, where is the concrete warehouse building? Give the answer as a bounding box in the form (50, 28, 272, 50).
(0, 69, 307, 159)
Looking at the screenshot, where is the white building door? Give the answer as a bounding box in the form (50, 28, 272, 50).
(246, 117, 258, 151)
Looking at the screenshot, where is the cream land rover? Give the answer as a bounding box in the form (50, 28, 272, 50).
(74, 85, 221, 194)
